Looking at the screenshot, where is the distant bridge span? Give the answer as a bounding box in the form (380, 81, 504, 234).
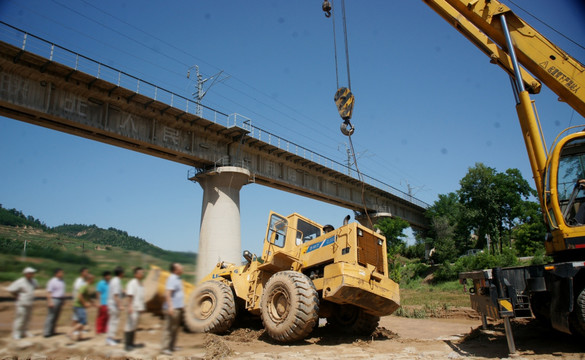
(0, 25, 428, 276)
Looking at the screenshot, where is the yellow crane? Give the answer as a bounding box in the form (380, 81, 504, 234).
(417, 0, 585, 354)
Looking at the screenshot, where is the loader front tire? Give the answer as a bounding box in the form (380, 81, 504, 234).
(184, 280, 236, 334)
(260, 271, 319, 342)
(327, 304, 379, 336)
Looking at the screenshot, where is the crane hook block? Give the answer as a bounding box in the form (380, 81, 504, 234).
(340, 120, 355, 136)
(334, 87, 355, 121)
(322, 0, 332, 18)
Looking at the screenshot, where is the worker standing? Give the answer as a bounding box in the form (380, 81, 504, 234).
(124, 267, 145, 351)
(69, 274, 95, 341)
(161, 263, 184, 355)
(71, 267, 89, 329)
(106, 266, 124, 346)
(72, 267, 88, 303)
(43, 268, 66, 337)
(7, 267, 38, 340)
(95, 270, 111, 334)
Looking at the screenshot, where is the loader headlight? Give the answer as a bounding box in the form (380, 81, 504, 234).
(378, 239, 383, 246)
(357, 228, 363, 237)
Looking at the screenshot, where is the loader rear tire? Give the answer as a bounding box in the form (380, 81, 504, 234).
(260, 271, 319, 342)
(184, 280, 236, 334)
(327, 304, 379, 336)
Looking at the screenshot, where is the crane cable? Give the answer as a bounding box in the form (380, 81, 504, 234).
(324, 0, 355, 136)
(349, 132, 374, 229)
(323, 0, 374, 229)
(341, 0, 352, 91)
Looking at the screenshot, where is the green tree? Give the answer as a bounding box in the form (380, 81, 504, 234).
(458, 163, 534, 254)
(424, 192, 468, 261)
(513, 201, 547, 256)
(431, 216, 457, 263)
(375, 217, 410, 255)
(458, 163, 499, 251)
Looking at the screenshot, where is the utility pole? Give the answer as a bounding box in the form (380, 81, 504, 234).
(187, 65, 229, 117)
(345, 147, 352, 176)
(401, 180, 426, 202)
(338, 143, 370, 176)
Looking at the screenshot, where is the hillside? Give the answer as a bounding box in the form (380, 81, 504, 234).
(51, 223, 196, 264)
(0, 205, 197, 286)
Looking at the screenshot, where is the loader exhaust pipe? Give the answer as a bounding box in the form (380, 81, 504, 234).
(343, 215, 351, 226)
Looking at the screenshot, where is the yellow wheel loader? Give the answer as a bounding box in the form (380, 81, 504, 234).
(184, 211, 400, 342)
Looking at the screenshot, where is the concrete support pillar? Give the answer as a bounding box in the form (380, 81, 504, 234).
(195, 166, 251, 281)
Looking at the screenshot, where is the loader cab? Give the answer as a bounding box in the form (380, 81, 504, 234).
(262, 211, 324, 268)
(545, 133, 585, 254)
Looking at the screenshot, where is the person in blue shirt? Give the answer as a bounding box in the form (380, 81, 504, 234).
(95, 271, 111, 334)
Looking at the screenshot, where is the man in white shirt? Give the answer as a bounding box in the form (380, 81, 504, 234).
(106, 266, 124, 346)
(124, 267, 145, 351)
(43, 268, 65, 337)
(7, 267, 38, 340)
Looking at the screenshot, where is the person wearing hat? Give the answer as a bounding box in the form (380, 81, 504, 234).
(6, 267, 39, 340)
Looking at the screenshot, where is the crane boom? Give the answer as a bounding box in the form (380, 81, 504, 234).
(434, 0, 585, 118)
(422, 0, 542, 94)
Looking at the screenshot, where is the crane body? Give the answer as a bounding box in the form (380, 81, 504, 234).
(420, 0, 585, 353)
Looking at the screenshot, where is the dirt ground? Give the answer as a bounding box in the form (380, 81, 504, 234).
(0, 296, 584, 360)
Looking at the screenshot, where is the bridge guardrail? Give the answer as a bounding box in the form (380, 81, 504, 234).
(0, 21, 429, 209)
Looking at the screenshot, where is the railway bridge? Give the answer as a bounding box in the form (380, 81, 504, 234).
(0, 23, 429, 277)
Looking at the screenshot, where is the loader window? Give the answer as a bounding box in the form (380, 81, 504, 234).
(296, 219, 321, 245)
(557, 137, 585, 225)
(267, 214, 288, 247)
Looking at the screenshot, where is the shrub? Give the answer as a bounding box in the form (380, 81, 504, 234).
(388, 256, 430, 285)
(433, 248, 519, 282)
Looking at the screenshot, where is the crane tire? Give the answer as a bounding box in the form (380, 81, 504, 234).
(260, 271, 319, 342)
(327, 304, 379, 335)
(572, 286, 585, 338)
(184, 280, 236, 334)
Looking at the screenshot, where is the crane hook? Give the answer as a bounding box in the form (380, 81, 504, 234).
(322, 0, 332, 18)
(340, 120, 354, 136)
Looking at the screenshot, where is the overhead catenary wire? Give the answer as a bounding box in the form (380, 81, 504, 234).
(25, 0, 346, 158)
(508, 0, 585, 52)
(75, 0, 351, 145)
(10, 0, 423, 203)
(68, 0, 363, 165)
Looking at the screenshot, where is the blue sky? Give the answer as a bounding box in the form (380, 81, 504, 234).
(0, 1, 584, 256)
